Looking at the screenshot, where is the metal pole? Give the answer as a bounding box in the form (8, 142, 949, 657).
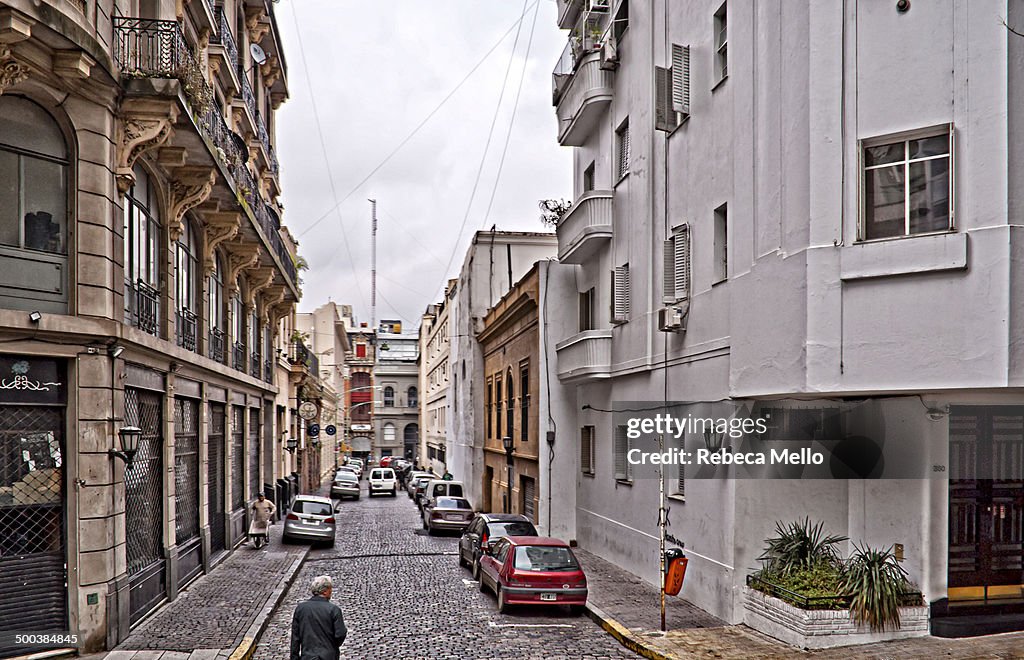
(659, 433, 667, 632)
(506, 452, 513, 514)
(369, 198, 377, 329)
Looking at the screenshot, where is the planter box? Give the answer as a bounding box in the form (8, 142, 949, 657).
(743, 586, 929, 649)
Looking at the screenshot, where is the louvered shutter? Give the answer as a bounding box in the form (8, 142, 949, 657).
(671, 44, 690, 116)
(614, 425, 630, 481)
(662, 239, 676, 303)
(617, 124, 630, 179)
(673, 225, 690, 301)
(655, 66, 676, 132)
(612, 264, 630, 322)
(581, 426, 594, 475)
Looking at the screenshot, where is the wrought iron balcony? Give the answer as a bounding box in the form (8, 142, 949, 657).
(176, 308, 198, 352)
(232, 341, 246, 372)
(251, 352, 261, 378)
(209, 6, 238, 73)
(289, 340, 319, 375)
(264, 358, 273, 383)
(237, 74, 276, 175)
(557, 190, 613, 264)
(209, 327, 226, 363)
(125, 279, 160, 337)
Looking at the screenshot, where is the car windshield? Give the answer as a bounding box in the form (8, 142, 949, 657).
(436, 497, 471, 509)
(489, 521, 538, 538)
(513, 546, 580, 572)
(292, 500, 332, 516)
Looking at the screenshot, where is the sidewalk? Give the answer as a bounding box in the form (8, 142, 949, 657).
(97, 484, 329, 660)
(574, 547, 1024, 660)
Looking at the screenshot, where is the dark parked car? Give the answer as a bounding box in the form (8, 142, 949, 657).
(478, 536, 587, 614)
(422, 496, 473, 534)
(458, 513, 538, 579)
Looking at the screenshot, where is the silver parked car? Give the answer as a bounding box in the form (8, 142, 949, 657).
(406, 471, 434, 498)
(422, 496, 473, 535)
(282, 495, 336, 547)
(330, 471, 360, 500)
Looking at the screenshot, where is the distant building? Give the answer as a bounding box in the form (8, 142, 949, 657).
(296, 302, 350, 478)
(374, 320, 419, 459)
(340, 307, 376, 462)
(420, 280, 456, 474)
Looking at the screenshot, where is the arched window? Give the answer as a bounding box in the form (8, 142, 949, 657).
(383, 386, 395, 407)
(124, 164, 161, 336)
(407, 386, 418, 408)
(403, 423, 419, 459)
(383, 422, 396, 445)
(208, 253, 225, 362)
(175, 220, 199, 351)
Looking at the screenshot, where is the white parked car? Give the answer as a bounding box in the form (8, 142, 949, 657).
(368, 467, 397, 497)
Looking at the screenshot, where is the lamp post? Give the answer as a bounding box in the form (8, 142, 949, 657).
(109, 425, 142, 466)
(502, 435, 514, 514)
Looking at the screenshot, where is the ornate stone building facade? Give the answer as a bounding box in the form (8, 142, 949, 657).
(0, 0, 298, 654)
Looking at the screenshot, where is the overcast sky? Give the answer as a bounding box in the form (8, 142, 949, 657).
(276, 0, 572, 327)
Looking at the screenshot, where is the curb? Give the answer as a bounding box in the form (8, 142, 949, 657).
(226, 548, 310, 660)
(584, 602, 680, 660)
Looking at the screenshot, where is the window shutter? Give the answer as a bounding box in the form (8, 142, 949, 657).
(662, 239, 676, 304)
(617, 123, 631, 179)
(671, 44, 690, 116)
(655, 66, 676, 132)
(614, 425, 630, 481)
(581, 427, 594, 475)
(612, 264, 630, 322)
(673, 225, 690, 301)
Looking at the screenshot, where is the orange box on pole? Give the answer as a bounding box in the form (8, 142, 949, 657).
(665, 552, 688, 596)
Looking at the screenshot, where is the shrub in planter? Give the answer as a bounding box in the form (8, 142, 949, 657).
(840, 543, 911, 632)
(758, 518, 848, 576)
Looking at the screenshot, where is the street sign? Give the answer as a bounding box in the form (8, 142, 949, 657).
(308, 423, 320, 437)
(298, 401, 318, 420)
(325, 424, 336, 436)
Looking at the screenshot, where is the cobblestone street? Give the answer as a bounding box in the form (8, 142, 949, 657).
(252, 482, 636, 659)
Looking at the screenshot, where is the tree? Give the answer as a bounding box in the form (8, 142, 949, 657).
(538, 199, 572, 227)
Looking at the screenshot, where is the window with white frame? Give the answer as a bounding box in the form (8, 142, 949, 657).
(611, 264, 630, 323)
(615, 119, 630, 180)
(714, 203, 728, 283)
(579, 287, 595, 331)
(663, 225, 690, 303)
(861, 125, 952, 241)
(655, 44, 690, 133)
(613, 424, 632, 482)
(714, 2, 728, 83)
(383, 386, 395, 407)
(581, 426, 595, 476)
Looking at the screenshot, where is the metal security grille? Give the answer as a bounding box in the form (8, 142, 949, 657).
(248, 408, 260, 500)
(521, 476, 536, 522)
(231, 406, 244, 511)
(124, 388, 164, 576)
(208, 403, 226, 553)
(173, 398, 199, 543)
(0, 406, 67, 659)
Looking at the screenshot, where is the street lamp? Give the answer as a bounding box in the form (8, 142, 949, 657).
(285, 437, 298, 454)
(109, 426, 142, 466)
(502, 435, 514, 514)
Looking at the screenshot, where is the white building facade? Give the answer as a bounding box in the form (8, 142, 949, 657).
(550, 0, 1024, 635)
(420, 280, 456, 475)
(374, 322, 420, 459)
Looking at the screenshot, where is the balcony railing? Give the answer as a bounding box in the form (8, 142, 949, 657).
(238, 74, 276, 175)
(114, 17, 297, 291)
(264, 358, 273, 383)
(125, 279, 160, 337)
(209, 6, 238, 72)
(557, 190, 613, 264)
(251, 352, 261, 378)
(232, 341, 246, 372)
(176, 308, 198, 352)
(289, 340, 319, 375)
(209, 327, 226, 363)
(555, 329, 612, 382)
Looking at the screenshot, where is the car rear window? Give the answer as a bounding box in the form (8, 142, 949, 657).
(489, 521, 538, 538)
(335, 473, 357, 483)
(513, 546, 580, 572)
(292, 500, 332, 516)
(436, 497, 471, 509)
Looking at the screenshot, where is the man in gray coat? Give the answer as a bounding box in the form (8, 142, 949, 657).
(290, 575, 347, 660)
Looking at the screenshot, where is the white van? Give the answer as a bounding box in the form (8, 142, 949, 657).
(422, 480, 465, 510)
(368, 467, 397, 497)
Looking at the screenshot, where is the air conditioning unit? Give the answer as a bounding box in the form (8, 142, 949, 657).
(658, 305, 686, 333)
(599, 37, 618, 70)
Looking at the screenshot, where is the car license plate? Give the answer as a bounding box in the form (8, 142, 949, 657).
(540, 593, 557, 601)
(445, 514, 462, 521)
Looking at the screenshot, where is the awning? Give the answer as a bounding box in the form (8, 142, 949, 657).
(350, 436, 371, 452)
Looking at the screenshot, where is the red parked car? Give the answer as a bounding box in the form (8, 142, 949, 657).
(379, 456, 394, 468)
(478, 536, 588, 614)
